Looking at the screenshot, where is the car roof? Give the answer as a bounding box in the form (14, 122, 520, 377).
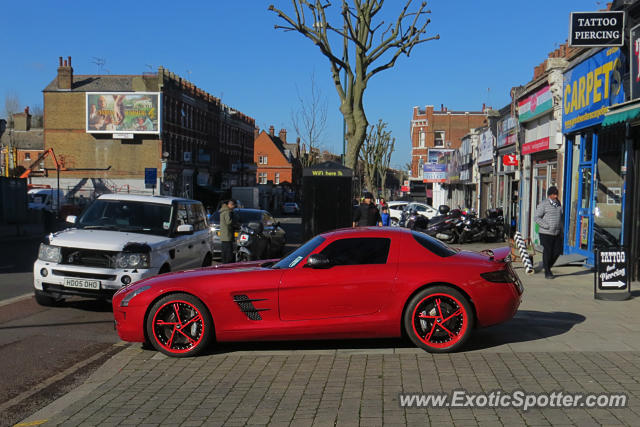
(97, 194, 198, 205)
(320, 226, 412, 239)
(387, 201, 407, 206)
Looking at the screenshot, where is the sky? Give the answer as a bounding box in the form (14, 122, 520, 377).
(0, 0, 604, 169)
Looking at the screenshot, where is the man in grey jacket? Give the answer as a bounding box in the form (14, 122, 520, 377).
(534, 186, 563, 279)
(219, 199, 237, 263)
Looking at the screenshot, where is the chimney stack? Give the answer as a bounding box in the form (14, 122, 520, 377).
(57, 55, 73, 90)
(269, 125, 275, 137)
(279, 128, 287, 142)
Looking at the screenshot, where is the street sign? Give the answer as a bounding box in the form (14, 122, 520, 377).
(144, 168, 157, 190)
(502, 154, 518, 166)
(569, 11, 624, 47)
(594, 248, 631, 300)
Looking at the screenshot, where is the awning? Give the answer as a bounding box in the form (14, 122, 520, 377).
(602, 102, 640, 127)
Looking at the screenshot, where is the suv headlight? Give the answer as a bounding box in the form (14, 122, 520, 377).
(38, 244, 62, 263)
(115, 253, 150, 269)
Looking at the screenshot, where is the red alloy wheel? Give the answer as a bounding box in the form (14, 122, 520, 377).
(404, 287, 474, 353)
(146, 293, 212, 357)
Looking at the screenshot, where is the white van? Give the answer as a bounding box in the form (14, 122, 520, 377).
(28, 188, 65, 212)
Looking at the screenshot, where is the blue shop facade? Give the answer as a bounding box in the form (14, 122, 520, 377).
(562, 46, 628, 267)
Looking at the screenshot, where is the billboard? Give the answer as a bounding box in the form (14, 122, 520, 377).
(569, 11, 624, 47)
(563, 47, 625, 133)
(86, 92, 161, 134)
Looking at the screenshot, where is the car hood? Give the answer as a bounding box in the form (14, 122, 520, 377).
(49, 229, 172, 251)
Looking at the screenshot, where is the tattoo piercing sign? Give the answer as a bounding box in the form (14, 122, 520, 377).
(594, 248, 631, 301)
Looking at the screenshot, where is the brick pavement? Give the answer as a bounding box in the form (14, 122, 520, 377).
(19, 241, 640, 426)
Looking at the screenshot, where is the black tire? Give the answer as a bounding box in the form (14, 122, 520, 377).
(404, 286, 474, 353)
(202, 253, 212, 267)
(146, 293, 213, 357)
(34, 290, 61, 307)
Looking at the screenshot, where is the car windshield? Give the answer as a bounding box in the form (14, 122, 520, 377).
(210, 209, 263, 224)
(76, 199, 172, 236)
(272, 235, 325, 269)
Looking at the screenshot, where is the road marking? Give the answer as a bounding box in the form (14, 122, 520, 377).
(0, 293, 32, 308)
(14, 420, 48, 426)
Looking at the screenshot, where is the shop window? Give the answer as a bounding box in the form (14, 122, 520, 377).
(434, 131, 445, 147)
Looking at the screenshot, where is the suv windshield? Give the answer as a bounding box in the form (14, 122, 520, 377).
(77, 199, 172, 236)
(272, 235, 325, 269)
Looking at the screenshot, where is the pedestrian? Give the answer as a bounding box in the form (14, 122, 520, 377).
(379, 197, 388, 210)
(380, 206, 390, 226)
(534, 186, 563, 279)
(353, 192, 382, 227)
(219, 199, 237, 263)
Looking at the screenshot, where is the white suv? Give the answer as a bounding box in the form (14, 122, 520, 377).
(33, 194, 213, 306)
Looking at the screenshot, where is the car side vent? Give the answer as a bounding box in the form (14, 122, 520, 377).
(232, 294, 268, 321)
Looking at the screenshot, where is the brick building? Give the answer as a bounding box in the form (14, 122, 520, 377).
(410, 105, 487, 205)
(0, 107, 44, 177)
(35, 56, 255, 200)
(254, 126, 300, 186)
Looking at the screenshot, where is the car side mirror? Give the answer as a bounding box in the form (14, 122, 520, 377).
(306, 253, 332, 269)
(176, 224, 194, 234)
(66, 215, 77, 224)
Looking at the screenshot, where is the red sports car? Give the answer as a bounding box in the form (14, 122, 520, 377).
(112, 228, 523, 357)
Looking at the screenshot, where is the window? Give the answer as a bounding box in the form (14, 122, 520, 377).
(187, 203, 206, 231)
(25, 153, 31, 161)
(258, 172, 267, 184)
(174, 204, 189, 231)
(434, 131, 445, 147)
(419, 131, 425, 147)
(320, 238, 391, 265)
(412, 231, 456, 257)
(275, 172, 280, 184)
(259, 155, 268, 165)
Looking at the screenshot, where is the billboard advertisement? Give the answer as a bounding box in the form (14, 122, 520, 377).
(518, 85, 553, 123)
(86, 92, 161, 134)
(563, 47, 625, 133)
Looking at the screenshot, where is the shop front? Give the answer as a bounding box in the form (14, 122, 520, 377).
(477, 128, 495, 215)
(562, 46, 625, 265)
(496, 114, 519, 234)
(518, 84, 561, 245)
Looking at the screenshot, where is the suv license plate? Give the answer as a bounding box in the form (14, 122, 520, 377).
(64, 278, 101, 290)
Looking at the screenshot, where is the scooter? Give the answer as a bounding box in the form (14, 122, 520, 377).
(235, 222, 268, 262)
(483, 208, 505, 242)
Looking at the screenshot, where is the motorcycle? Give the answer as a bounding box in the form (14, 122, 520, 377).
(235, 222, 268, 262)
(423, 206, 462, 244)
(483, 208, 505, 242)
(457, 210, 487, 243)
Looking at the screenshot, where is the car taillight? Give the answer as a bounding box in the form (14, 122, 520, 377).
(480, 270, 513, 283)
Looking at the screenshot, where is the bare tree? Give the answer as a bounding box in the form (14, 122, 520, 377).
(31, 103, 44, 128)
(269, 0, 438, 170)
(291, 73, 327, 168)
(377, 125, 395, 199)
(359, 119, 394, 196)
(4, 91, 20, 123)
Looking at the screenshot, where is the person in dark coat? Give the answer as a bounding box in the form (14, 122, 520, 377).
(353, 192, 382, 227)
(534, 186, 563, 279)
(219, 199, 237, 263)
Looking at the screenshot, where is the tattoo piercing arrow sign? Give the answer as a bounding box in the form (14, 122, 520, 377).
(601, 280, 626, 289)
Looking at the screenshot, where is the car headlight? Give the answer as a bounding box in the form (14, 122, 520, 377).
(115, 252, 150, 269)
(38, 244, 62, 263)
(120, 285, 151, 307)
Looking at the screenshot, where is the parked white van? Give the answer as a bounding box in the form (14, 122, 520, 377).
(28, 188, 65, 212)
(33, 194, 213, 305)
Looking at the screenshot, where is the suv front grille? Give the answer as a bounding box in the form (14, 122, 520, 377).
(60, 248, 118, 269)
